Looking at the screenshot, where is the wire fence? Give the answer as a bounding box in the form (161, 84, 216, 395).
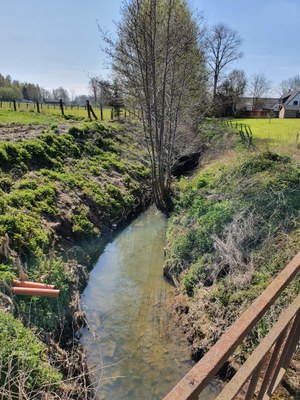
(0, 100, 136, 122)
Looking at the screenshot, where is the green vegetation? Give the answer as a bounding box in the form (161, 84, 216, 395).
(0, 108, 67, 124)
(0, 121, 149, 262)
(233, 118, 300, 152)
(1, 128, 147, 284)
(0, 120, 150, 394)
(165, 151, 300, 359)
(0, 311, 62, 394)
(0, 104, 120, 124)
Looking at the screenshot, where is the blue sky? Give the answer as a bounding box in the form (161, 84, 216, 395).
(0, 0, 299, 96)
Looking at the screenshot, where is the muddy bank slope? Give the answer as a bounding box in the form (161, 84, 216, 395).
(0, 121, 151, 398)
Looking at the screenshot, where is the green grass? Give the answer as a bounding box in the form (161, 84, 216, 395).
(233, 118, 300, 153)
(0, 103, 124, 124)
(0, 108, 66, 124)
(0, 311, 62, 394)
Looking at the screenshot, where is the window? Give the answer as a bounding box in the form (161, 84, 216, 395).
(293, 100, 298, 105)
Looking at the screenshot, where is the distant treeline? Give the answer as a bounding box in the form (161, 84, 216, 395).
(0, 73, 126, 118)
(0, 73, 72, 103)
(0, 73, 125, 114)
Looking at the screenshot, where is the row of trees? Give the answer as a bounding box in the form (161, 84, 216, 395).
(0, 73, 74, 103)
(0, 74, 43, 102)
(0, 73, 123, 107)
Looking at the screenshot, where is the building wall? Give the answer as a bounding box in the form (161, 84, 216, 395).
(287, 92, 300, 105)
(279, 108, 299, 118)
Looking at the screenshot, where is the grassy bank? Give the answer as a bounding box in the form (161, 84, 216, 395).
(0, 120, 151, 397)
(165, 148, 300, 368)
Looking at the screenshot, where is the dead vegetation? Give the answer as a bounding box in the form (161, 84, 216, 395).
(211, 212, 259, 285)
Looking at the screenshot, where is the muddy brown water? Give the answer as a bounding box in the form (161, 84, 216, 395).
(80, 206, 218, 399)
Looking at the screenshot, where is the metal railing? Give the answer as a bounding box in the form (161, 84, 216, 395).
(164, 252, 300, 400)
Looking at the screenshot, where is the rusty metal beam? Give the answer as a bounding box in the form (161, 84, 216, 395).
(256, 325, 290, 400)
(163, 252, 300, 400)
(215, 294, 300, 400)
(266, 310, 300, 396)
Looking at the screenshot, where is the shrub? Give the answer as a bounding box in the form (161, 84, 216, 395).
(0, 312, 62, 393)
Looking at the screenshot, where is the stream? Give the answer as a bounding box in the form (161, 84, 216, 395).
(80, 206, 217, 399)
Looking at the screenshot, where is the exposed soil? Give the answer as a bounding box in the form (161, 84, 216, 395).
(0, 121, 81, 142)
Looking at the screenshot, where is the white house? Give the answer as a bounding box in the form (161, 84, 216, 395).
(279, 90, 300, 118)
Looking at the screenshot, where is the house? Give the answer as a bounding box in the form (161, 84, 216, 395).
(279, 90, 300, 118)
(236, 97, 279, 117)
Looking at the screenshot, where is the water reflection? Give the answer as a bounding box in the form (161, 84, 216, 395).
(81, 206, 216, 399)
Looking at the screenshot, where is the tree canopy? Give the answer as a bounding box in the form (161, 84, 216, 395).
(205, 23, 243, 103)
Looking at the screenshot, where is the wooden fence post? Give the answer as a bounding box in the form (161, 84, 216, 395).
(36, 101, 40, 113)
(13, 100, 17, 111)
(110, 109, 113, 120)
(100, 104, 103, 121)
(86, 100, 91, 120)
(89, 103, 98, 120)
(59, 99, 65, 117)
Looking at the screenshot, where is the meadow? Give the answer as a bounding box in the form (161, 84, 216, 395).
(233, 118, 300, 154)
(0, 101, 122, 124)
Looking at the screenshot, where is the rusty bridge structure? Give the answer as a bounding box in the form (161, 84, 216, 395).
(164, 252, 300, 400)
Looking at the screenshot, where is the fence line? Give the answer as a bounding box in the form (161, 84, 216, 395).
(223, 120, 253, 148)
(0, 100, 133, 122)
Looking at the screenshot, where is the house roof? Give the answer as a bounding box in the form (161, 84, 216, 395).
(280, 90, 300, 105)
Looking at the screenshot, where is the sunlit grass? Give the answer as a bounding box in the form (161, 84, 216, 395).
(0, 102, 118, 124)
(232, 118, 300, 157)
(0, 109, 64, 124)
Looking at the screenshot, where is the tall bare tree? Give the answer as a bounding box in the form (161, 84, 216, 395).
(103, 0, 206, 210)
(249, 73, 272, 110)
(205, 23, 243, 102)
(279, 75, 300, 96)
(52, 87, 70, 103)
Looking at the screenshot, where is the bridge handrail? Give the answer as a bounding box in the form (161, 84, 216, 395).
(163, 252, 300, 400)
(215, 294, 300, 399)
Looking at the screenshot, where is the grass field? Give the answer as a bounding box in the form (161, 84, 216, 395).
(0, 108, 67, 124)
(232, 118, 300, 154)
(0, 101, 120, 124)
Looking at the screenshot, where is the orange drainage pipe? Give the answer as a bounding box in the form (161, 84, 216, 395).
(12, 287, 60, 297)
(12, 280, 55, 289)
